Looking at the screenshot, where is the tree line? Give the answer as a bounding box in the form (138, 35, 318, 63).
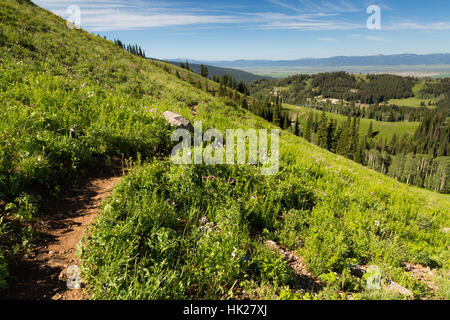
(294, 110, 449, 193)
(113, 39, 146, 58)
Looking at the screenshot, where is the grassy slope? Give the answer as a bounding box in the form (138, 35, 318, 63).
(0, 0, 449, 300)
(386, 82, 437, 108)
(167, 60, 270, 83)
(283, 104, 420, 140)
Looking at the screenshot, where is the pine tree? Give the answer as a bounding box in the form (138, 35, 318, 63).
(294, 115, 300, 136)
(283, 112, 290, 130)
(240, 96, 248, 109)
(350, 117, 359, 160)
(272, 103, 281, 127)
(367, 121, 373, 138)
(200, 64, 208, 78)
(304, 113, 313, 142)
(317, 111, 329, 149)
(327, 119, 337, 152)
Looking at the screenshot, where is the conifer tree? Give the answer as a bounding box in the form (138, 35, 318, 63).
(317, 111, 329, 149)
(368, 121, 373, 138)
(327, 119, 337, 152)
(294, 115, 300, 136)
(272, 103, 281, 127)
(304, 113, 313, 142)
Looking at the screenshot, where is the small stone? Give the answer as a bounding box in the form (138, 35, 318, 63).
(387, 281, 413, 296)
(287, 254, 296, 263)
(264, 240, 279, 251)
(163, 111, 194, 132)
(52, 293, 63, 300)
(48, 251, 55, 255)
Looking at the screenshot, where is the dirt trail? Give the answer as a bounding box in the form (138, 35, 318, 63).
(1, 168, 123, 300)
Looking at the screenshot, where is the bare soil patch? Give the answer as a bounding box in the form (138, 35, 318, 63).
(1, 166, 123, 300)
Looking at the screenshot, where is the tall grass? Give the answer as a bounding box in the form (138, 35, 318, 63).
(0, 0, 448, 299)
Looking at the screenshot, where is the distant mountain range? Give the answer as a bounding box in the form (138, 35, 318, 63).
(178, 54, 450, 68)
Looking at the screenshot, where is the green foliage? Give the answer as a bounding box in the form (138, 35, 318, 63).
(1, 0, 449, 300)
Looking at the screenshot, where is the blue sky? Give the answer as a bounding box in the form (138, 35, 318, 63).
(34, 0, 450, 60)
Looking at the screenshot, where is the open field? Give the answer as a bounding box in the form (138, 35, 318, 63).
(283, 104, 420, 140)
(386, 97, 436, 108)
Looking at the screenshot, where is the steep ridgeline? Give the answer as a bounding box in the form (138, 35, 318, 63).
(0, 0, 449, 300)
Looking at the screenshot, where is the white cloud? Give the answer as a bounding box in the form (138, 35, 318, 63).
(388, 22, 450, 30)
(297, 0, 360, 13)
(318, 37, 337, 41)
(365, 35, 391, 41)
(33, 0, 450, 33)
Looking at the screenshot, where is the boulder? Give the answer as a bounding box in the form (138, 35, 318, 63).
(163, 111, 193, 132)
(386, 280, 413, 297)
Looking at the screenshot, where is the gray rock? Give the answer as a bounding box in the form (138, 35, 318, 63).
(163, 111, 193, 132)
(386, 280, 413, 296)
(66, 265, 82, 290)
(264, 240, 279, 251)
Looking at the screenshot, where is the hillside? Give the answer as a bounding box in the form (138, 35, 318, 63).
(0, 0, 449, 300)
(167, 60, 270, 83)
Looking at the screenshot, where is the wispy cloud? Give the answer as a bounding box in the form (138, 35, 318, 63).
(260, 19, 363, 30)
(297, 0, 361, 13)
(33, 0, 450, 33)
(35, 0, 365, 31)
(365, 35, 391, 41)
(54, 9, 238, 31)
(387, 22, 450, 30)
(318, 37, 337, 41)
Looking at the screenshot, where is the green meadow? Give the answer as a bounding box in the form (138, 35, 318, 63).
(283, 104, 420, 141)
